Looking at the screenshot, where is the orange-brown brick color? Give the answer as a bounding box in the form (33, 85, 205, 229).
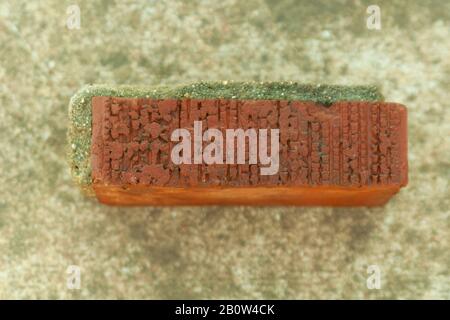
(91, 96, 408, 206)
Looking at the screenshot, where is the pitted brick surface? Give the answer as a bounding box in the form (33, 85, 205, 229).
(92, 97, 407, 190)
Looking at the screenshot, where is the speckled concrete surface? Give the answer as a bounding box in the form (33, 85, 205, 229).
(0, 0, 449, 299)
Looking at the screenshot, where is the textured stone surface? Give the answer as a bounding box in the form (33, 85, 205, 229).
(68, 82, 384, 191)
(0, 0, 448, 299)
(91, 97, 407, 205)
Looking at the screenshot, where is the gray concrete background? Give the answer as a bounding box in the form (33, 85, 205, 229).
(0, 0, 449, 299)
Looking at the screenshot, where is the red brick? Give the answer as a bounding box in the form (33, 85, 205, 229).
(91, 96, 407, 206)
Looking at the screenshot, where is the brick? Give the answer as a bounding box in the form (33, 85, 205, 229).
(91, 96, 407, 206)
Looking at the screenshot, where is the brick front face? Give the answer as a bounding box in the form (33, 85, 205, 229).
(91, 96, 407, 206)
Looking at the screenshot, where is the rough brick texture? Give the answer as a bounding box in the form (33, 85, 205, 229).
(91, 96, 407, 206)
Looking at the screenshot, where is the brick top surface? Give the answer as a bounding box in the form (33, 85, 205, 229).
(91, 97, 407, 188)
